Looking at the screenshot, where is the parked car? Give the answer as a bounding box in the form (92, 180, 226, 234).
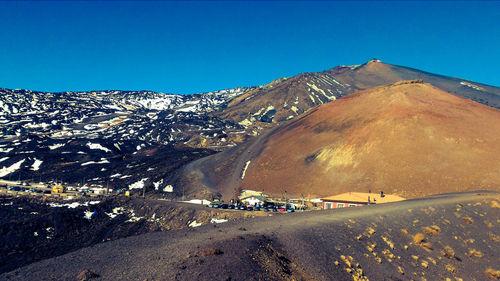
(228, 205, 235, 209)
(246, 206, 253, 211)
(8, 186, 21, 191)
(208, 202, 221, 208)
(220, 204, 229, 209)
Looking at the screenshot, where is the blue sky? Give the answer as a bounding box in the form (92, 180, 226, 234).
(1, 1, 499, 94)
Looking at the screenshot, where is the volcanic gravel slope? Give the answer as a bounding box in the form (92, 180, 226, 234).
(1, 191, 498, 281)
(0, 195, 266, 275)
(181, 80, 500, 200)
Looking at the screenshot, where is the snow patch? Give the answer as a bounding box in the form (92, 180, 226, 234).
(49, 143, 66, 150)
(0, 159, 25, 177)
(241, 160, 251, 179)
(163, 184, 174, 192)
(210, 218, 228, 224)
(182, 199, 211, 205)
(460, 81, 484, 91)
(129, 178, 148, 190)
(153, 179, 163, 190)
(86, 142, 111, 153)
(81, 158, 110, 166)
(238, 119, 252, 127)
(105, 207, 124, 219)
(49, 201, 100, 208)
(0, 147, 13, 153)
(189, 221, 202, 227)
(31, 158, 43, 171)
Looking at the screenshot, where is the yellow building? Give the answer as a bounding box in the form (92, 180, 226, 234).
(321, 192, 405, 209)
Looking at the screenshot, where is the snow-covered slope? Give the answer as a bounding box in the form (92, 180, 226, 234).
(0, 87, 255, 193)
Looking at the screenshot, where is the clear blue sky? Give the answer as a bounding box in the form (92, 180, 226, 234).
(1, 1, 499, 94)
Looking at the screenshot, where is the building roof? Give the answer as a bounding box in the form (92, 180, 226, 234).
(321, 192, 405, 204)
(241, 195, 267, 202)
(238, 189, 266, 199)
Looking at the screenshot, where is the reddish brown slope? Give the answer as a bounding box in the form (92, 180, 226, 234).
(188, 80, 500, 199)
(239, 80, 500, 198)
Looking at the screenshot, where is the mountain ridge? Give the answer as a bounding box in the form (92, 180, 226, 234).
(3, 60, 500, 198)
(179, 80, 500, 200)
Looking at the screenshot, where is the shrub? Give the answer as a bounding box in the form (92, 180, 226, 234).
(413, 233, 425, 244)
(441, 246, 455, 259)
(422, 225, 440, 236)
(463, 216, 474, 224)
(469, 249, 483, 258)
(445, 264, 456, 273)
(485, 268, 500, 279)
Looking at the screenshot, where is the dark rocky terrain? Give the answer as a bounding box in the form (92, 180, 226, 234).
(0, 86, 254, 193)
(1, 191, 498, 281)
(0, 195, 266, 275)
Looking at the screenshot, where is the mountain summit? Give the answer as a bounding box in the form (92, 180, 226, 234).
(184, 80, 500, 199)
(217, 60, 500, 128)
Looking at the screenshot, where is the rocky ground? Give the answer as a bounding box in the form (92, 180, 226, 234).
(0, 195, 268, 275)
(1, 191, 498, 281)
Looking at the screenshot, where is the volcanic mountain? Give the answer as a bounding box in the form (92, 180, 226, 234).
(180, 80, 500, 199)
(217, 59, 500, 127)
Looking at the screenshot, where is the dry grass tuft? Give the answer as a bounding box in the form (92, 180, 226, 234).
(468, 249, 483, 258)
(382, 236, 395, 249)
(491, 200, 500, 209)
(364, 224, 375, 237)
(445, 264, 456, 273)
(489, 233, 500, 242)
(397, 266, 404, 275)
(422, 225, 440, 237)
(441, 246, 456, 259)
(412, 233, 432, 251)
(463, 216, 474, 224)
(401, 229, 409, 235)
(485, 268, 500, 279)
(413, 233, 425, 244)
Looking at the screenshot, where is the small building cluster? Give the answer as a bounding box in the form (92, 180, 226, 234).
(321, 191, 405, 209)
(235, 189, 405, 211)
